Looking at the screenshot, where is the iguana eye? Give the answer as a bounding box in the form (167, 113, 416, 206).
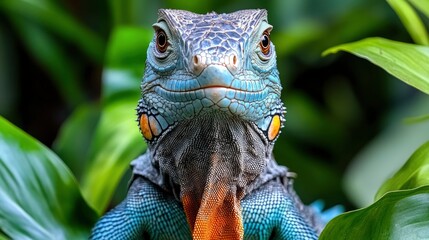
(259, 31, 271, 56)
(156, 29, 168, 53)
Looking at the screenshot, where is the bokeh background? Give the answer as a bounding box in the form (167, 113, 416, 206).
(1, 0, 428, 212)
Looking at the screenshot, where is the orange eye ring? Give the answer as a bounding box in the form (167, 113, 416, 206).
(259, 31, 271, 56)
(156, 29, 168, 53)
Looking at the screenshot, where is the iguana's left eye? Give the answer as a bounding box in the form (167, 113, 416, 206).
(259, 31, 271, 56)
(156, 29, 168, 53)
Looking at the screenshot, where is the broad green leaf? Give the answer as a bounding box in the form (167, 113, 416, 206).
(0, 116, 96, 239)
(409, 0, 429, 19)
(0, 233, 8, 240)
(80, 98, 146, 214)
(79, 26, 151, 214)
(323, 37, 429, 95)
(387, 0, 429, 45)
(0, 0, 105, 63)
(376, 140, 429, 200)
(320, 185, 429, 240)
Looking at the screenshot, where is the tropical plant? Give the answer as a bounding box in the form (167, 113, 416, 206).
(0, 1, 151, 238)
(320, 0, 429, 238)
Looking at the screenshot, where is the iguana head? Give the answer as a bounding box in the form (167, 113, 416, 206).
(137, 9, 284, 239)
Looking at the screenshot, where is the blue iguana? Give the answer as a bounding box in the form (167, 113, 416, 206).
(91, 9, 329, 239)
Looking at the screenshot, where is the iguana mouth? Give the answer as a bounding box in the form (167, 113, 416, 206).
(154, 85, 268, 101)
(152, 64, 268, 94)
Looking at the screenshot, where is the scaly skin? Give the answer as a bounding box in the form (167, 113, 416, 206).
(91, 9, 322, 239)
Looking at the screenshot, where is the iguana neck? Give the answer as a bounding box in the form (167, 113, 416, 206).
(149, 112, 272, 238)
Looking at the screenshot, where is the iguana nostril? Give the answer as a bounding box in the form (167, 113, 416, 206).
(192, 54, 205, 75)
(191, 53, 238, 75)
(226, 54, 239, 74)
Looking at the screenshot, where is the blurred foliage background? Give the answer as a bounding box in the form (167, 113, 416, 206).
(1, 0, 428, 215)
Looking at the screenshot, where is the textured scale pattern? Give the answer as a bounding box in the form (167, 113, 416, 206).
(91, 178, 317, 240)
(163, 10, 264, 71)
(91, 9, 325, 239)
(91, 178, 191, 239)
(242, 183, 318, 239)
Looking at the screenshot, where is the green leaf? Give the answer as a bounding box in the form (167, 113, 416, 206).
(376, 140, 429, 200)
(404, 114, 429, 124)
(80, 98, 146, 214)
(323, 37, 429, 95)
(0, 116, 96, 239)
(0, 0, 105, 63)
(387, 0, 429, 45)
(79, 26, 151, 214)
(320, 185, 429, 239)
(409, 0, 429, 19)
(0, 232, 10, 240)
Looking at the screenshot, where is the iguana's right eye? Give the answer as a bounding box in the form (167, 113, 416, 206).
(150, 22, 177, 71)
(259, 31, 271, 56)
(156, 29, 168, 53)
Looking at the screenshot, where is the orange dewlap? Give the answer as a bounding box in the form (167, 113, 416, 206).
(182, 184, 244, 240)
(139, 114, 153, 140)
(268, 115, 281, 141)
